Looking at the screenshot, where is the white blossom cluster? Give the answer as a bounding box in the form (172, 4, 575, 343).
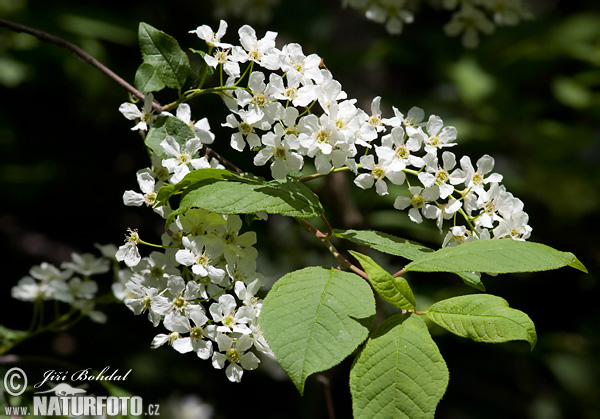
(185, 20, 530, 244)
(114, 19, 532, 381)
(11, 249, 112, 323)
(113, 208, 271, 382)
(342, 0, 531, 47)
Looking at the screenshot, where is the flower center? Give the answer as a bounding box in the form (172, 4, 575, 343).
(472, 173, 484, 186)
(395, 145, 409, 159)
(190, 326, 204, 340)
(411, 194, 425, 209)
(223, 314, 236, 329)
(226, 348, 240, 364)
(144, 192, 157, 206)
(150, 265, 164, 278)
(371, 167, 385, 180)
(274, 146, 287, 159)
(368, 114, 381, 127)
(178, 152, 192, 165)
(316, 130, 330, 144)
(239, 122, 253, 135)
(252, 93, 267, 108)
(436, 169, 449, 183)
(284, 86, 298, 100)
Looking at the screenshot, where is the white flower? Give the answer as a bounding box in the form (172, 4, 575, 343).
(176, 236, 226, 283)
(189, 20, 231, 48)
(417, 151, 463, 199)
(169, 310, 213, 360)
(231, 25, 281, 70)
(493, 210, 532, 240)
(393, 185, 441, 223)
(354, 152, 405, 196)
(253, 128, 303, 179)
(172, 103, 215, 145)
(455, 154, 503, 193)
(118, 93, 155, 131)
(442, 225, 476, 247)
(123, 169, 159, 207)
(381, 126, 425, 169)
(411, 115, 458, 155)
(124, 280, 163, 326)
(223, 109, 271, 151)
(211, 334, 260, 383)
(280, 43, 323, 86)
(151, 276, 202, 329)
(160, 136, 210, 184)
(209, 294, 253, 334)
(116, 229, 141, 267)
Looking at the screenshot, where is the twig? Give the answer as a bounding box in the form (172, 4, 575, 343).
(297, 218, 368, 280)
(316, 374, 335, 419)
(0, 18, 244, 173)
(202, 145, 242, 173)
(0, 18, 163, 113)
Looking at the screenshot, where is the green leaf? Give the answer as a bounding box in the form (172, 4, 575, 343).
(145, 115, 194, 158)
(156, 168, 262, 206)
(259, 267, 375, 394)
(427, 294, 537, 349)
(169, 178, 324, 222)
(336, 229, 485, 291)
(335, 229, 433, 261)
(138, 22, 190, 89)
(134, 62, 166, 93)
(350, 314, 449, 419)
(405, 239, 588, 274)
(349, 251, 416, 310)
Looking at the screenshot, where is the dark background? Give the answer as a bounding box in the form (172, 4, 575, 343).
(1, 0, 598, 417)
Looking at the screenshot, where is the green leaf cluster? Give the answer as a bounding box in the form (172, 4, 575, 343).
(258, 224, 586, 417)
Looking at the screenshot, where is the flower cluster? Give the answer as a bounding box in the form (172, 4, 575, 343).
(114, 18, 532, 381)
(187, 20, 530, 243)
(11, 249, 112, 324)
(114, 209, 270, 383)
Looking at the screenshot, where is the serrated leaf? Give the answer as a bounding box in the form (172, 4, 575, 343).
(350, 314, 449, 419)
(145, 115, 194, 158)
(259, 267, 375, 394)
(134, 62, 166, 93)
(169, 178, 324, 223)
(156, 168, 262, 206)
(427, 294, 537, 349)
(405, 239, 588, 274)
(336, 229, 485, 291)
(138, 22, 190, 89)
(335, 229, 433, 260)
(349, 251, 416, 310)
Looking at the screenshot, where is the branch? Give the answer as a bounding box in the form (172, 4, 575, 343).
(0, 18, 245, 173)
(202, 145, 243, 173)
(297, 218, 368, 280)
(0, 18, 164, 112)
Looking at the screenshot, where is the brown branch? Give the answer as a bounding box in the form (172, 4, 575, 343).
(202, 145, 243, 173)
(316, 374, 335, 419)
(0, 18, 164, 113)
(0, 18, 245, 173)
(297, 218, 368, 280)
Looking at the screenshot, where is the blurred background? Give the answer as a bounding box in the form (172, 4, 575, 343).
(0, 0, 598, 417)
